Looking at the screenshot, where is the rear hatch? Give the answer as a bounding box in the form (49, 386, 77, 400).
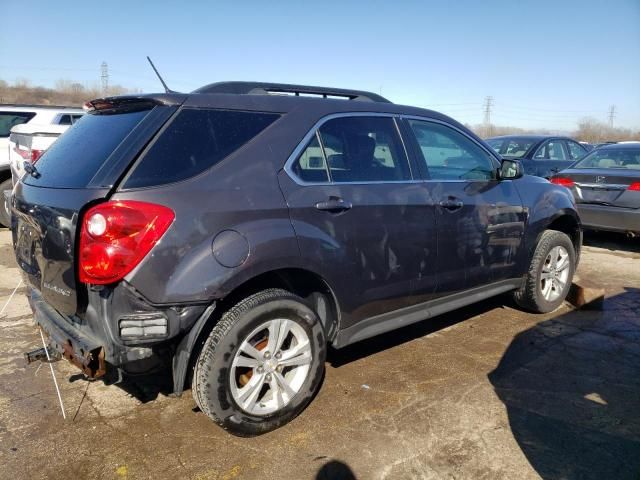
(559, 168, 640, 208)
(11, 97, 181, 315)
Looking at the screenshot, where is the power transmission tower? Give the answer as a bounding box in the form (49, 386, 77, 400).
(608, 105, 616, 128)
(483, 96, 494, 136)
(101, 61, 109, 95)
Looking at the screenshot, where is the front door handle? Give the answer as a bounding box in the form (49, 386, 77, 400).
(438, 198, 464, 212)
(315, 197, 352, 214)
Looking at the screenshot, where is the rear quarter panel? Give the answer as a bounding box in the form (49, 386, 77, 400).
(113, 110, 316, 305)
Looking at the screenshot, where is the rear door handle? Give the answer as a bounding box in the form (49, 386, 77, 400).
(315, 197, 352, 214)
(438, 198, 464, 211)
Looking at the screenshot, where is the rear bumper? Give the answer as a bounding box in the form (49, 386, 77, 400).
(29, 288, 158, 376)
(577, 204, 640, 233)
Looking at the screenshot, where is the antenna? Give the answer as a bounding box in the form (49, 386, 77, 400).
(146, 56, 173, 93)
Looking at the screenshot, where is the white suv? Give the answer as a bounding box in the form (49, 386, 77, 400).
(0, 105, 83, 226)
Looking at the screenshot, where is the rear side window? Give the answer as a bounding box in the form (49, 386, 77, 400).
(320, 116, 410, 183)
(292, 135, 329, 183)
(0, 111, 36, 137)
(124, 109, 280, 188)
(24, 109, 151, 188)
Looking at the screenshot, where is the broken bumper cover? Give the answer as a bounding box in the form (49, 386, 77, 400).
(29, 290, 107, 378)
(28, 288, 168, 378)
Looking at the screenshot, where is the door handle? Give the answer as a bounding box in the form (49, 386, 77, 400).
(315, 197, 352, 214)
(438, 198, 464, 211)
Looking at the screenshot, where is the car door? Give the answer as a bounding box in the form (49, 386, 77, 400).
(402, 118, 526, 298)
(278, 114, 438, 329)
(532, 139, 573, 177)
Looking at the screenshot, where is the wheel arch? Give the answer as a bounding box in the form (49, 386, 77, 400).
(171, 267, 340, 395)
(539, 211, 582, 265)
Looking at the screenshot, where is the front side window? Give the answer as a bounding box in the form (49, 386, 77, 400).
(534, 141, 567, 160)
(0, 111, 35, 137)
(125, 108, 280, 188)
(408, 120, 496, 181)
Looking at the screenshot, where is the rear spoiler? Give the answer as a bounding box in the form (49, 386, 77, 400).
(83, 94, 187, 113)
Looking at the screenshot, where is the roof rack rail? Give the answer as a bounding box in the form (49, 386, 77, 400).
(193, 81, 391, 103)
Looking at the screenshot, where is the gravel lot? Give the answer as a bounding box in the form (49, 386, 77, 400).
(1, 229, 639, 480)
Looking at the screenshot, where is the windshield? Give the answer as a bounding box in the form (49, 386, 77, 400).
(574, 147, 640, 169)
(23, 108, 151, 188)
(486, 138, 536, 158)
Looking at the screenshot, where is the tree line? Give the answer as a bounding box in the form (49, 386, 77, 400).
(0, 78, 139, 106)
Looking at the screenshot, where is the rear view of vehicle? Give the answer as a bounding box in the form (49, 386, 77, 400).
(550, 144, 640, 236)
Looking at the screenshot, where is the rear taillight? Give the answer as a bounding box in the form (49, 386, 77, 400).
(13, 146, 44, 163)
(550, 177, 575, 188)
(628, 182, 640, 191)
(31, 149, 44, 163)
(78, 201, 174, 284)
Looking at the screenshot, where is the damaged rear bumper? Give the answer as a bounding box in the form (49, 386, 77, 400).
(29, 290, 107, 378)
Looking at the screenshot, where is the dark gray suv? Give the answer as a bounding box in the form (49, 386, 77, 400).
(12, 82, 581, 435)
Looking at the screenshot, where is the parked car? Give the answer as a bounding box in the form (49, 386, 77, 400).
(13, 82, 581, 435)
(550, 143, 640, 236)
(485, 135, 588, 178)
(0, 105, 83, 226)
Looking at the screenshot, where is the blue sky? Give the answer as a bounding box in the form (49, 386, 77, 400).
(1, 0, 639, 131)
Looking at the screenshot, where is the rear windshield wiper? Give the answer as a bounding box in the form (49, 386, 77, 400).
(23, 161, 41, 179)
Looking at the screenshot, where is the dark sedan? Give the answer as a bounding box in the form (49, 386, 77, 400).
(550, 143, 640, 235)
(486, 135, 588, 178)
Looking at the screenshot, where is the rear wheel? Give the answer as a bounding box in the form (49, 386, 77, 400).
(514, 230, 575, 313)
(0, 178, 12, 227)
(192, 288, 326, 436)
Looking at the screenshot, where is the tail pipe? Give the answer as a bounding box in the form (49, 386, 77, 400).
(25, 346, 61, 364)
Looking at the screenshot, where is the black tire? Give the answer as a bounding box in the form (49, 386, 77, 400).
(192, 288, 326, 436)
(513, 230, 576, 313)
(0, 178, 12, 228)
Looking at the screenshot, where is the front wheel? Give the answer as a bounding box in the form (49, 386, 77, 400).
(192, 289, 326, 436)
(513, 230, 576, 313)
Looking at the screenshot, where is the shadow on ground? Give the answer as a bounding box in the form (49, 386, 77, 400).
(328, 295, 507, 367)
(489, 287, 640, 479)
(583, 230, 640, 253)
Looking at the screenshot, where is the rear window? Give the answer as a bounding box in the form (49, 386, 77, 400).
(0, 111, 36, 137)
(24, 109, 151, 188)
(123, 109, 280, 189)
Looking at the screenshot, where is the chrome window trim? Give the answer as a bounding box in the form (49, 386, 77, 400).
(284, 112, 420, 186)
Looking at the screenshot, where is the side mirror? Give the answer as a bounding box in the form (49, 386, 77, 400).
(499, 159, 523, 180)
